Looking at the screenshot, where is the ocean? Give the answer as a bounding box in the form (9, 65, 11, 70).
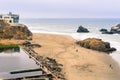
(20, 18, 120, 65)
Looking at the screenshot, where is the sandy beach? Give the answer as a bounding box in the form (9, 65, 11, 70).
(30, 33, 120, 80)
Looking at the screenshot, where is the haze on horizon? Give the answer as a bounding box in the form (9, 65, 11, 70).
(1, 0, 120, 18)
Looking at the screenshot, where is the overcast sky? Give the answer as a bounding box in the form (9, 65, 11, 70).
(1, 0, 120, 18)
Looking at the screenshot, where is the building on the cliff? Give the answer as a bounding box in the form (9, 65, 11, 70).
(0, 12, 19, 25)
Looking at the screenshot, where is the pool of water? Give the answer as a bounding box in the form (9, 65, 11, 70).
(0, 49, 42, 79)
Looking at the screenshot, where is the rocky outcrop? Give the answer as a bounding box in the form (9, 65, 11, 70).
(22, 44, 65, 80)
(100, 24, 120, 34)
(0, 20, 32, 40)
(0, 20, 10, 27)
(76, 38, 116, 53)
(77, 26, 89, 33)
(99, 28, 113, 34)
(110, 24, 120, 34)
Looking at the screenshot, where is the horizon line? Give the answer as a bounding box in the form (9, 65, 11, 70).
(20, 17, 120, 19)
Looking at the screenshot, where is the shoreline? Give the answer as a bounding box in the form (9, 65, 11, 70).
(32, 32, 120, 65)
(31, 33, 120, 80)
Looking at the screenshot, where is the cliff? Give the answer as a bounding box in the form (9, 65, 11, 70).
(0, 20, 32, 40)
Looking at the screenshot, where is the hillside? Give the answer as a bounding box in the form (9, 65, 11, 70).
(0, 20, 32, 40)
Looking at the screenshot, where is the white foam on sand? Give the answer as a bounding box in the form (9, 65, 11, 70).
(32, 30, 70, 35)
(110, 52, 120, 65)
(70, 33, 100, 40)
(109, 41, 120, 65)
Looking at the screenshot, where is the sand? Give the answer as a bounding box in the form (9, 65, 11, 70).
(0, 39, 24, 45)
(31, 33, 120, 80)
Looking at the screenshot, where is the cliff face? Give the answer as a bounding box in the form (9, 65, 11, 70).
(0, 20, 32, 40)
(0, 20, 10, 27)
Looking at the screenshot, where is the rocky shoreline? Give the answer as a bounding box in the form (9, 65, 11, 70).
(21, 41, 66, 80)
(76, 23, 120, 34)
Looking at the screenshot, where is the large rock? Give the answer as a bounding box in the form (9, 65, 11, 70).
(0, 20, 32, 40)
(110, 24, 120, 34)
(77, 26, 89, 33)
(76, 38, 116, 53)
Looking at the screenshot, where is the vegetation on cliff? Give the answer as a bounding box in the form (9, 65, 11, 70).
(0, 20, 32, 40)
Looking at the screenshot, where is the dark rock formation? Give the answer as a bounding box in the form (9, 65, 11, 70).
(110, 24, 120, 34)
(100, 28, 113, 34)
(76, 38, 116, 53)
(99, 28, 113, 34)
(101, 31, 113, 34)
(22, 41, 31, 45)
(22, 41, 41, 48)
(0, 20, 32, 40)
(100, 28, 108, 32)
(77, 26, 89, 33)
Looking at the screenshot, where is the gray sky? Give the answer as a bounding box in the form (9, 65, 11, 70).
(1, 0, 120, 18)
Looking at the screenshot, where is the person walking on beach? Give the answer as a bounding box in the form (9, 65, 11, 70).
(109, 64, 113, 69)
(76, 49, 78, 52)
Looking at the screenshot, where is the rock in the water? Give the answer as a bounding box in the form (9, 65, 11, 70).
(100, 28, 113, 34)
(77, 26, 89, 33)
(101, 31, 113, 34)
(110, 24, 120, 34)
(0, 20, 32, 40)
(76, 38, 116, 53)
(100, 28, 108, 32)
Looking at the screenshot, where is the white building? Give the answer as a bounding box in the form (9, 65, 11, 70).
(0, 12, 19, 25)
